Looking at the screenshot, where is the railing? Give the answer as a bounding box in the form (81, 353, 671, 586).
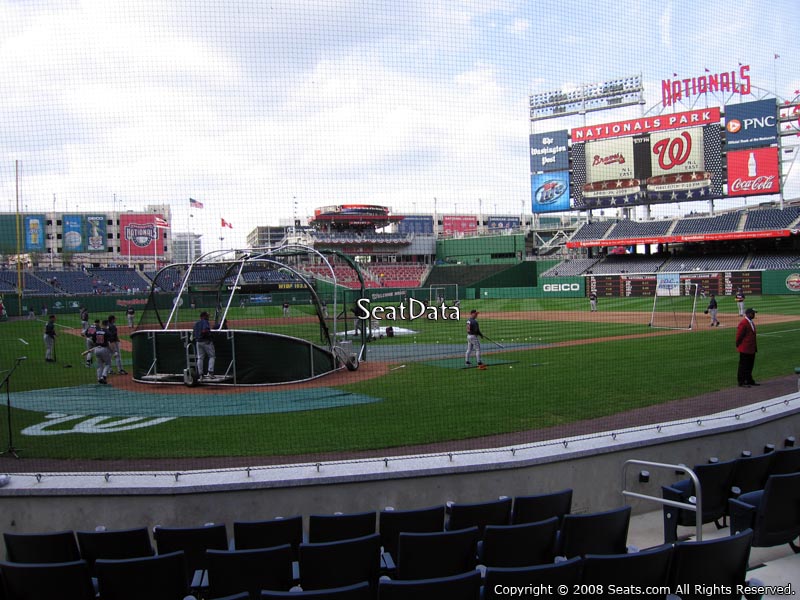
(621, 459, 703, 541)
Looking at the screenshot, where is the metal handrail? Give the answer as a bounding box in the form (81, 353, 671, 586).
(622, 459, 704, 541)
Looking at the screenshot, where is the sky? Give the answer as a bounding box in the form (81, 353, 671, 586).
(1, 0, 798, 248)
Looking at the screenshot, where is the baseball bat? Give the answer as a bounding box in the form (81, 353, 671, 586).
(482, 334, 505, 349)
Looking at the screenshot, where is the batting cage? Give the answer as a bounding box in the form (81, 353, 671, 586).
(131, 245, 367, 386)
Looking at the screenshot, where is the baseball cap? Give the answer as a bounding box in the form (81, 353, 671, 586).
(745, 307, 757, 315)
(200, 311, 209, 318)
(470, 309, 479, 315)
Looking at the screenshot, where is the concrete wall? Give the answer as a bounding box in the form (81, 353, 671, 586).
(0, 396, 798, 559)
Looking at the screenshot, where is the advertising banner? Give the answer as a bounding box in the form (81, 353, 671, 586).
(62, 214, 84, 252)
(120, 214, 164, 256)
(530, 130, 569, 173)
(571, 107, 720, 141)
(86, 215, 106, 252)
(24, 215, 45, 252)
(486, 217, 520, 231)
(531, 171, 570, 213)
(442, 215, 477, 234)
(724, 99, 778, 150)
(397, 215, 434, 234)
(585, 137, 635, 183)
(727, 147, 780, 196)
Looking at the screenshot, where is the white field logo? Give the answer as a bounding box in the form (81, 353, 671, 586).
(356, 298, 460, 321)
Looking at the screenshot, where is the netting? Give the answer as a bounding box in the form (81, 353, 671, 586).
(0, 2, 798, 471)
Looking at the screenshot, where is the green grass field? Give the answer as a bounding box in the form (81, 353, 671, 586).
(1, 295, 798, 461)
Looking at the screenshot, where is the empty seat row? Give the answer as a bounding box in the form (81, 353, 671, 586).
(0, 528, 763, 600)
(662, 444, 800, 544)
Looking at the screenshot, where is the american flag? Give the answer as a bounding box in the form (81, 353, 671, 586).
(189, 198, 204, 209)
(154, 216, 170, 229)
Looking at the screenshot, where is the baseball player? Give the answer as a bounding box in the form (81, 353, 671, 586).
(79, 306, 89, 334)
(44, 314, 57, 362)
(85, 319, 100, 367)
(126, 306, 136, 328)
(735, 289, 745, 317)
(90, 320, 112, 384)
(589, 291, 598, 312)
(465, 309, 486, 370)
(107, 315, 127, 375)
(192, 311, 216, 379)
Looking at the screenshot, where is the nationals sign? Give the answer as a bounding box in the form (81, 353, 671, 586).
(571, 108, 720, 141)
(120, 213, 166, 256)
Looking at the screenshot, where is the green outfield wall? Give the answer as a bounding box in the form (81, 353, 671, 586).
(436, 234, 526, 265)
(475, 277, 584, 299)
(762, 269, 800, 295)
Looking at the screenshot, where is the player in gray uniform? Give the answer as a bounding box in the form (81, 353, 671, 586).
(79, 306, 89, 334)
(465, 309, 486, 370)
(192, 311, 216, 378)
(44, 314, 57, 362)
(106, 315, 127, 374)
(85, 319, 99, 367)
(91, 320, 112, 384)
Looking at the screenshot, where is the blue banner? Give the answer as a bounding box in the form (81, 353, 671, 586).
(530, 130, 569, 173)
(724, 99, 778, 150)
(397, 215, 434, 234)
(531, 171, 570, 213)
(487, 217, 520, 230)
(24, 215, 45, 251)
(63, 214, 84, 252)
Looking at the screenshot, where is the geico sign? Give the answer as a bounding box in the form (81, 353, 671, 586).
(542, 283, 581, 292)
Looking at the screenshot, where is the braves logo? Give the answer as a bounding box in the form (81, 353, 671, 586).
(652, 131, 692, 170)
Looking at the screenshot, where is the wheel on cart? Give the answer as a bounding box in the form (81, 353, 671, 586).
(183, 366, 199, 387)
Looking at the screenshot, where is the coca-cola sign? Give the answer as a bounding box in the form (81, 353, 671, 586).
(727, 147, 780, 197)
(730, 175, 777, 193)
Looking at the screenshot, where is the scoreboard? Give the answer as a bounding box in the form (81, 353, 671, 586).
(587, 272, 761, 297)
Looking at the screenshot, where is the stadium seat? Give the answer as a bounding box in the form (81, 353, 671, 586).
(307, 512, 376, 544)
(233, 516, 303, 560)
(667, 529, 758, 600)
(729, 472, 800, 552)
(258, 581, 371, 599)
(394, 527, 479, 580)
(511, 488, 573, 525)
(297, 533, 382, 593)
(556, 505, 631, 558)
(0, 559, 95, 600)
(731, 452, 774, 497)
(2, 530, 81, 564)
(479, 517, 559, 568)
(483, 556, 583, 599)
(444, 497, 512, 534)
(377, 569, 481, 600)
(661, 458, 738, 542)
(152, 523, 228, 587)
(767, 446, 800, 476)
(95, 551, 192, 600)
(206, 545, 295, 598)
(581, 544, 673, 590)
(76, 527, 154, 576)
(378, 505, 445, 559)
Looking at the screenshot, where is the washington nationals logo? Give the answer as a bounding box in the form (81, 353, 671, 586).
(652, 131, 692, 170)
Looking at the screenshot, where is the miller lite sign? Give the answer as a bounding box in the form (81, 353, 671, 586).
(727, 148, 780, 197)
